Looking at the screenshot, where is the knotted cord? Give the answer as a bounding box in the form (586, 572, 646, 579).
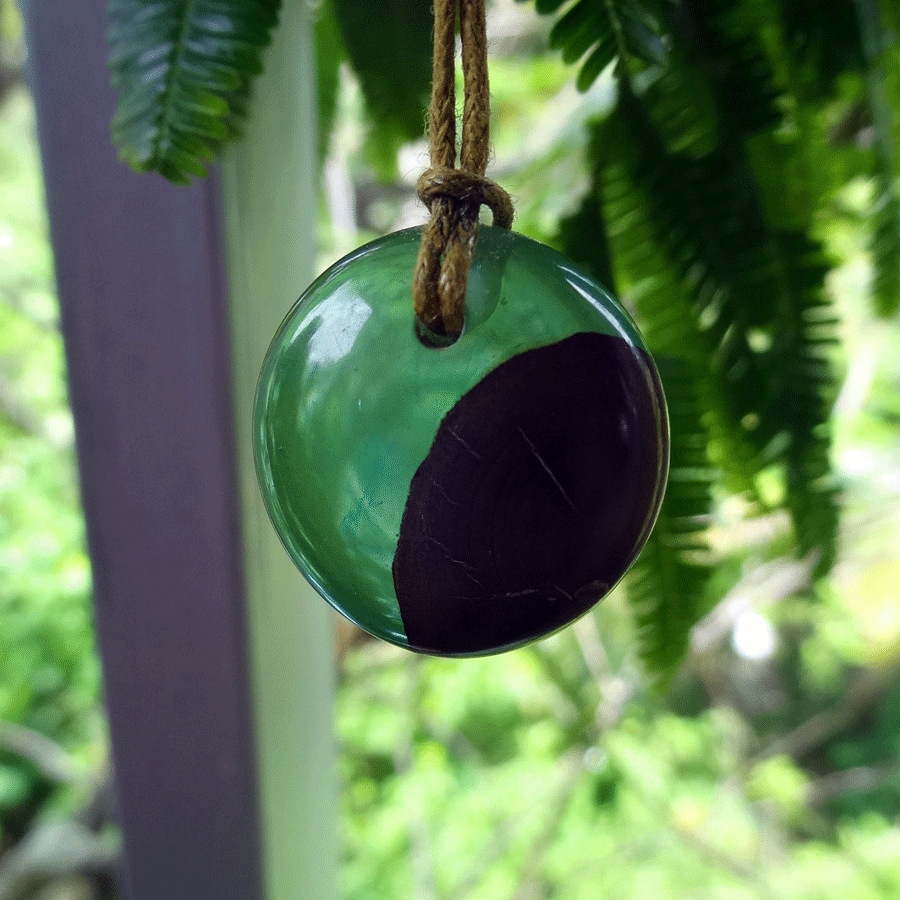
(412, 0, 514, 340)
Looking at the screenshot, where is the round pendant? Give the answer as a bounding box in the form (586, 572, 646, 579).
(254, 226, 669, 656)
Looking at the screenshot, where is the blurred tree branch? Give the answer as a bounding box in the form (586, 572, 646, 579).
(761, 660, 900, 762)
(0, 722, 82, 785)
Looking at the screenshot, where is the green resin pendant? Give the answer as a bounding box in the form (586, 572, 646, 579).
(254, 226, 669, 656)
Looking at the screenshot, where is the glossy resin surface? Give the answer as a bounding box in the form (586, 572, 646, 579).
(254, 226, 669, 655)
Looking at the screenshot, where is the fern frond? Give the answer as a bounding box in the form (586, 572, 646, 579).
(333, 0, 432, 177)
(854, 0, 900, 315)
(626, 357, 714, 679)
(556, 143, 717, 679)
(778, 0, 864, 93)
(540, 0, 666, 90)
(315, 2, 346, 165)
(611, 89, 773, 475)
(610, 78, 841, 569)
(872, 190, 900, 315)
(639, 62, 718, 157)
(599, 151, 761, 487)
(625, 0, 843, 569)
(764, 229, 841, 572)
(108, 0, 281, 184)
(549, 0, 848, 671)
(670, 0, 782, 139)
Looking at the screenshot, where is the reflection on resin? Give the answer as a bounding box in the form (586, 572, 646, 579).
(305, 287, 372, 364)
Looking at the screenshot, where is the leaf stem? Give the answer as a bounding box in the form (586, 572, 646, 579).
(150, 0, 199, 166)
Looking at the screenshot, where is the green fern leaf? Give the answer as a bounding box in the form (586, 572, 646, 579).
(544, 0, 666, 90)
(333, 0, 432, 178)
(108, 0, 281, 184)
(675, 3, 841, 529)
(854, 0, 900, 315)
(670, 0, 782, 140)
(555, 148, 716, 679)
(785, 442, 840, 574)
(779, 0, 864, 93)
(315, 1, 346, 164)
(695, 2, 843, 569)
(597, 149, 761, 489)
(763, 229, 841, 573)
(609, 81, 840, 569)
(872, 190, 900, 315)
(626, 357, 714, 679)
(611, 89, 773, 474)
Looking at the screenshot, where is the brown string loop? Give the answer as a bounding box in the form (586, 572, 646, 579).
(413, 0, 514, 340)
(416, 167, 514, 229)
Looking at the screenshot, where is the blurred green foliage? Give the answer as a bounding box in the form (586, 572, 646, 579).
(336, 641, 900, 900)
(0, 80, 104, 861)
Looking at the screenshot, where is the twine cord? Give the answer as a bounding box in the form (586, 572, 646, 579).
(413, 0, 514, 339)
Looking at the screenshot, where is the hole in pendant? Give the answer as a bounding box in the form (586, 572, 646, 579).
(415, 315, 463, 348)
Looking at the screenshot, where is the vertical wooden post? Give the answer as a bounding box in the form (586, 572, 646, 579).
(25, 1, 335, 898)
(221, 3, 338, 899)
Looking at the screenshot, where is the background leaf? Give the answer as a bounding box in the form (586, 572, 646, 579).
(625, 357, 715, 678)
(548, 0, 667, 88)
(315, 1, 346, 165)
(332, 0, 432, 178)
(853, 0, 900, 315)
(107, 0, 281, 184)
